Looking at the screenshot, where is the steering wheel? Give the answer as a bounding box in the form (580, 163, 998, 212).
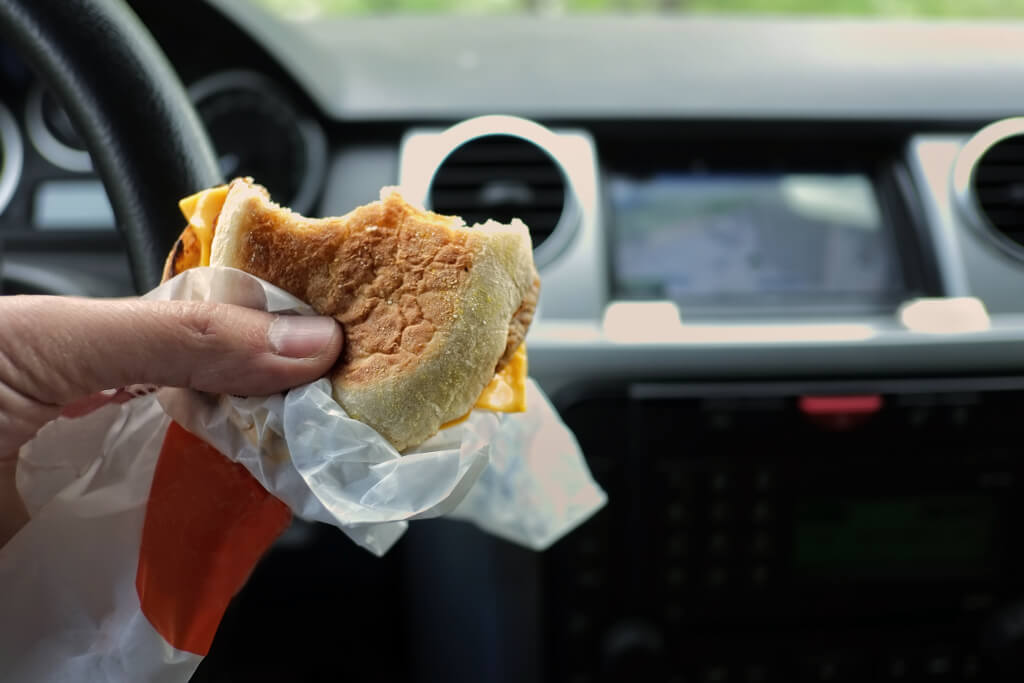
(0, 0, 224, 293)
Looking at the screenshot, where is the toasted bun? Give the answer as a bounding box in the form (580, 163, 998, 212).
(209, 179, 539, 451)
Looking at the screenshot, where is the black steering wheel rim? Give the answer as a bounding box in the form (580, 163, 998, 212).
(0, 0, 224, 293)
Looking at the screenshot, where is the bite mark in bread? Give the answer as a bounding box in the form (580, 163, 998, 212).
(197, 179, 540, 451)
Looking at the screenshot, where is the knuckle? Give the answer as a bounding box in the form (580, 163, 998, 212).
(162, 302, 271, 391)
(174, 301, 220, 342)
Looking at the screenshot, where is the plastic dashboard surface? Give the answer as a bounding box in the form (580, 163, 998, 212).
(208, 1, 1024, 122)
(5, 1, 1024, 381)
(198, 0, 1024, 384)
(392, 118, 1024, 398)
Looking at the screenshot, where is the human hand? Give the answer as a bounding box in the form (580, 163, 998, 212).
(0, 295, 343, 546)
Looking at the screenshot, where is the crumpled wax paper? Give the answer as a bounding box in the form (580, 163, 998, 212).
(145, 266, 606, 554)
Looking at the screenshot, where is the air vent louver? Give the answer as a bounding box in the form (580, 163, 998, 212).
(972, 133, 1024, 248)
(429, 135, 566, 249)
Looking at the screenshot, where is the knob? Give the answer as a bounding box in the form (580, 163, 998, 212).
(601, 619, 667, 682)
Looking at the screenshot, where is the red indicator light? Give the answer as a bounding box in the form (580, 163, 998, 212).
(799, 395, 883, 431)
(799, 395, 883, 417)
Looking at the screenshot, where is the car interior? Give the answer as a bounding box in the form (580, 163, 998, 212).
(4, 0, 1024, 680)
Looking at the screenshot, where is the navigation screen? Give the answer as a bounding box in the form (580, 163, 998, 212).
(610, 173, 906, 305)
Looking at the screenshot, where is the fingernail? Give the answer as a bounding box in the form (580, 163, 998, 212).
(268, 316, 338, 358)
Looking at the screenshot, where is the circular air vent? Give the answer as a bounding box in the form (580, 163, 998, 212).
(428, 134, 567, 250)
(955, 117, 1024, 257)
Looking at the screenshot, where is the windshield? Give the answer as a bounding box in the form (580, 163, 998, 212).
(255, 0, 1024, 17)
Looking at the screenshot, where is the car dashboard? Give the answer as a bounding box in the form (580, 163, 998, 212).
(5, 1, 1024, 681)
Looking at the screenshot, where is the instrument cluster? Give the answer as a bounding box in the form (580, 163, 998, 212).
(0, 52, 326, 235)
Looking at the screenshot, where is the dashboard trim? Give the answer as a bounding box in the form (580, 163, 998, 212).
(400, 115, 579, 269)
(952, 116, 1024, 263)
(906, 136, 971, 297)
(207, 3, 1024, 123)
(1, 261, 92, 296)
(528, 311, 1024, 397)
(627, 374, 1024, 400)
(24, 84, 92, 173)
(0, 99, 23, 216)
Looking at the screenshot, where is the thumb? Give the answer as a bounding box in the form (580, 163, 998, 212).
(0, 295, 343, 453)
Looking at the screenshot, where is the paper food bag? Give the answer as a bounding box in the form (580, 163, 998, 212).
(0, 266, 606, 683)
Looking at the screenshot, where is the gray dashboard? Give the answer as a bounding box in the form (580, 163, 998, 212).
(342, 118, 1024, 398)
(195, 2, 1024, 395)
(8, 2, 1024, 394)
(210, 1, 1024, 122)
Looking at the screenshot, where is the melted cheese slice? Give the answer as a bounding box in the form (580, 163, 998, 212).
(178, 185, 229, 267)
(440, 343, 528, 429)
(177, 186, 529, 418)
(477, 343, 527, 412)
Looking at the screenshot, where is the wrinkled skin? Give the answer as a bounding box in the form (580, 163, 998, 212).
(0, 295, 343, 547)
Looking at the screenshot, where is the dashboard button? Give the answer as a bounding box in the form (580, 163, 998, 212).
(666, 567, 686, 589)
(667, 502, 687, 524)
(666, 533, 687, 556)
(709, 533, 729, 555)
(709, 413, 734, 431)
(951, 405, 970, 427)
(706, 567, 728, 588)
(661, 464, 688, 489)
(710, 502, 731, 524)
(744, 665, 768, 683)
(577, 569, 605, 590)
(752, 502, 774, 524)
(566, 612, 590, 636)
(702, 665, 729, 682)
(578, 535, 603, 556)
(601, 620, 666, 682)
(925, 654, 952, 679)
(800, 652, 865, 682)
(886, 656, 908, 679)
(751, 533, 773, 555)
(751, 565, 769, 586)
(664, 604, 683, 624)
(963, 655, 980, 679)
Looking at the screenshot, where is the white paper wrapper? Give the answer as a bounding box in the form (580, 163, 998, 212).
(7, 396, 193, 683)
(1, 261, 606, 683)
(148, 266, 606, 555)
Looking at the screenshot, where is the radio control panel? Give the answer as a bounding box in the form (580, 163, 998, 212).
(545, 380, 1024, 682)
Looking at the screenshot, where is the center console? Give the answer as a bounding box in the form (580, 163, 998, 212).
(546, 379, 1024, 682)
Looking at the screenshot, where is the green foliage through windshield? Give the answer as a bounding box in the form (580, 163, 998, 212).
(255, 0, 1024, 17)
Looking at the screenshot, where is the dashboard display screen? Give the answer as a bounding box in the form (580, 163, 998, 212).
(611, 173, 906, 306)
(794, 495, 997, 580)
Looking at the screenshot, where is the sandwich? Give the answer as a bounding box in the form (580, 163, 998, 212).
(163, 178, 540, 452)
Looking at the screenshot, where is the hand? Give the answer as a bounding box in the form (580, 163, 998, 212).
(0, 295, 343, 546)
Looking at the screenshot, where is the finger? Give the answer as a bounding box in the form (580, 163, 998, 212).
(61, 387, 143, 419)
(0, 296, 343, 408)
